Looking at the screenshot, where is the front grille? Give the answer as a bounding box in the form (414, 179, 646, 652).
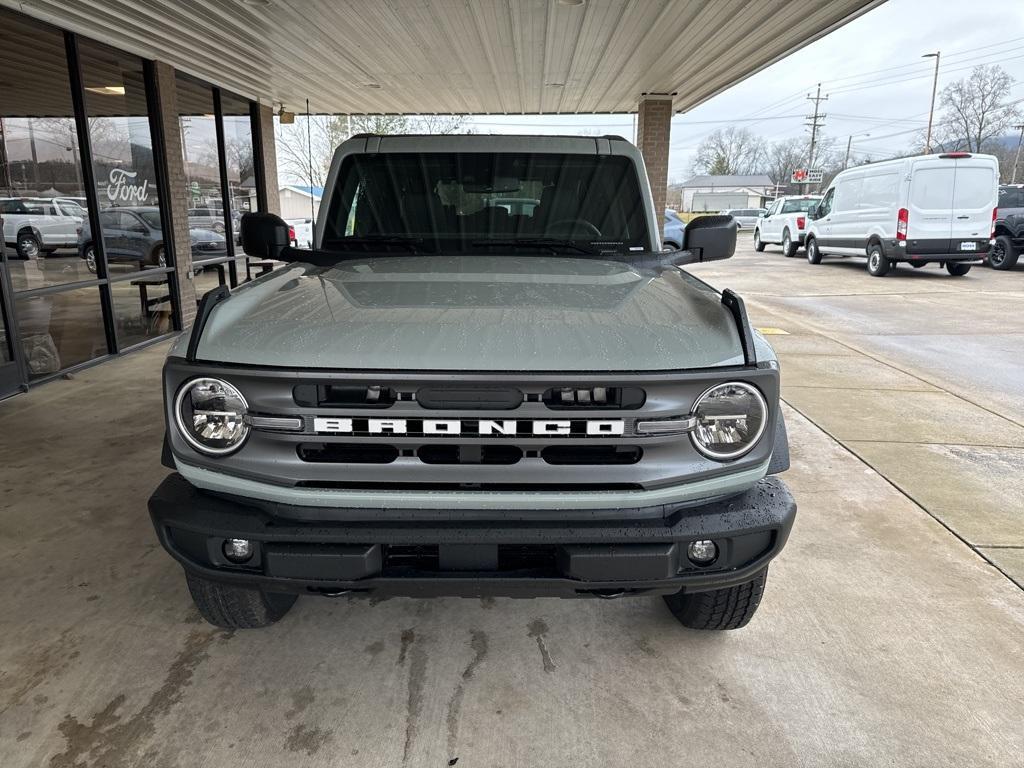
(167, 364, 780, 494)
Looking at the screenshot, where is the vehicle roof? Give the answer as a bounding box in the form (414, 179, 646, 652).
(335, 133, 640, 157)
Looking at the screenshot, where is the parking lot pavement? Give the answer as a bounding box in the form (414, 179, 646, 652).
(691, 235, 1024, 588)
(2, 251, 1024, 766)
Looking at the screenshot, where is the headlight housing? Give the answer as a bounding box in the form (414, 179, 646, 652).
(174, 377, 249, 455)
(689, 381, 768, 461)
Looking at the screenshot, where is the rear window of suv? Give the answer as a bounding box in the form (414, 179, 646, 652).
(781, 199, 820, 214)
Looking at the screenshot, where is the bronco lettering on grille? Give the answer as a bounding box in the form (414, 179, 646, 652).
(312, 417, 625, 437)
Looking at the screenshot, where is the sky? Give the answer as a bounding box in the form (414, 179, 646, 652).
(459, 0, 1024, 183)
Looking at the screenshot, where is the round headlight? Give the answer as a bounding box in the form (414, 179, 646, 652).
(690, 382, 767, 461)
(174, 377, 250, 455)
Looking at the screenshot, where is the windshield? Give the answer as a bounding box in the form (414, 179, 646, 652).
(321, 152, 650, 254)
(781, 198, 820, 214)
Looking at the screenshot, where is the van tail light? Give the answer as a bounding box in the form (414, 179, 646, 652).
(288, 225, 296, 243)
(939, 152, 971, 159)
(896, 208, 908, 241)
(991, 207, 997, 239)
(796, 216, 806, 230)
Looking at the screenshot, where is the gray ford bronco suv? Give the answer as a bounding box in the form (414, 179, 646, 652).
(149, 134, 796, 631)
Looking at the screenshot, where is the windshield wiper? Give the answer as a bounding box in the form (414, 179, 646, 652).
(326, 235, 428, 253)
(470, 238, 603, 255)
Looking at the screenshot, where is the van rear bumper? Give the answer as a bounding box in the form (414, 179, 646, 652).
(887, 237, 991, 260)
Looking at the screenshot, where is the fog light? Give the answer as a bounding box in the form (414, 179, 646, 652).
(687, 539, 718, 566)
(223, 538, 254, 563)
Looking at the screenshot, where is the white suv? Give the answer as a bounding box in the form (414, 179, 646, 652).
(804, 152, 997, 277)
(753, 196, 820, 257)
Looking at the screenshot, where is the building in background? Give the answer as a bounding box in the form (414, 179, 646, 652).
(673, 174, 774, 212)
(279, 184, 323, 220)
(0, 6, 279, 399)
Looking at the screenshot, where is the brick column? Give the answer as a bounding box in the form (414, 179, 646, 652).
(151, 61, 198, 326)
(636, 94, 673, 219)
(256, 103, 281, 215)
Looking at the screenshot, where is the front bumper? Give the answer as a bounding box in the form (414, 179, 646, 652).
(149, 473, 797, 598)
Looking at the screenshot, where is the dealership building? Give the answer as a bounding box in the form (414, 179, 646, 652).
(0, 0, 880, 401)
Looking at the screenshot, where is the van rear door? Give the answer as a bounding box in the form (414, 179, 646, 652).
(950, 157, 997, 254)
(908, 159, 955, 250)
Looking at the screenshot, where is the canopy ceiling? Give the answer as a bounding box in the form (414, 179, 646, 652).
(1, 0, 884, 115)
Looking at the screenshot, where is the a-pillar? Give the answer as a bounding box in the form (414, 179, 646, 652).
(636, 94, 673, 218)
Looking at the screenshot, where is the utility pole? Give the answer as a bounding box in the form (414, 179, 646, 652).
(843, 132, 871, 170)
(1012, 123, 1024, 184)
(923, 52, 940, 154)
(806, 83, 828, 191)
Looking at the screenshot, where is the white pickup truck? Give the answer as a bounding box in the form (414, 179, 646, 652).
(753, 195, 820, 257)
(0, 197, 85, 258)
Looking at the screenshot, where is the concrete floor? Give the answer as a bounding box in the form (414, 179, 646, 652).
(1, 238, 1023, 767)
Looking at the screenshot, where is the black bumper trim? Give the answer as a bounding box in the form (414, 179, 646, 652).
(149, 473, 796, 597)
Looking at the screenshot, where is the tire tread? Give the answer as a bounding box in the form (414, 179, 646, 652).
(663, 568, 768, 630)
(186, 573, 296, 629)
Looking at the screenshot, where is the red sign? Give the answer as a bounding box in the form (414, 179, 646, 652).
(791, 168, 808, 183)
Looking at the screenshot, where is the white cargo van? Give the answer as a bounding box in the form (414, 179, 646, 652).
(804, 152, 998, 277)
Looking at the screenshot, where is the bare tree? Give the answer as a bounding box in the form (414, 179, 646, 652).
(275, 114, 468, 187)
(692, 127, 767, 175)
(932, 65, 1021, 153)
(764, 137, 805, 193)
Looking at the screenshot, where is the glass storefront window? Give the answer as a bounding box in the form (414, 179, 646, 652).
(15, 286, 107, 379)
(0, 12, 93, 289)
(79, 39, 165, 278)
(176, 75, 230, 280)
(109, 273, 174, 348)
(221, 92, 256, 260)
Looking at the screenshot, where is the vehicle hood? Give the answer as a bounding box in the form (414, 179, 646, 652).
(189, 255, 746, 371)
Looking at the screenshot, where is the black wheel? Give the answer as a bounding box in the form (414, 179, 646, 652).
(753, 229, 765, 252)
(988, 235, 1019, 270)
(663, 568, 768, 630)
(946, 262, 971, 276)
(781, 229, 797, 257)
(151, 246, 166, 268)
(663, 240, 680, 251)
(185, 572, 297, 629)
(16, 231, 40, 259)
(910, 261, 929, 268)
(867, 243, 891, 276)
(806, 236, 822, 264)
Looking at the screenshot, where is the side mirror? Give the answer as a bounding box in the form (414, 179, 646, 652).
(673, 214, 737, 265)
(241, 212, 290, 260)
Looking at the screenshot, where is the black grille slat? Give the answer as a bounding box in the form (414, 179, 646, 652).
(297, 443, 399, 464)
(542, 446, 642, 465)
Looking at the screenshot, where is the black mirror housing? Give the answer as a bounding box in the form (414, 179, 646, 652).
(674, 214, 737, 265)
(241, 212, 290, 260)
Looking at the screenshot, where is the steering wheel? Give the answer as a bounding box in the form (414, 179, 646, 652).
(546, 218, 602, 238)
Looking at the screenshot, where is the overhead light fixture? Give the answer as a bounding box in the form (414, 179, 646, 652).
(545, 82, 565, 88)
(241, 0, 271, 5)
(85, 85, 125, 96)
(278, 104, 295, 124)
(363, 82, 382, 89)
(557, 0, 586, 5)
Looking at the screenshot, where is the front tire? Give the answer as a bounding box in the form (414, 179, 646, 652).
(83, 245, 97, 274)
(16, 231, 40, 259)
(663, 568, 768, 630)
(806, 236, 822, 264)
(988, 235, 1019, 270)
(867, 243, 891, 276)
(781, 229, 796, 257)
(185, 573, 297, 629)
(753, 229, 765, 252)
(946, 262, 971, 277)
